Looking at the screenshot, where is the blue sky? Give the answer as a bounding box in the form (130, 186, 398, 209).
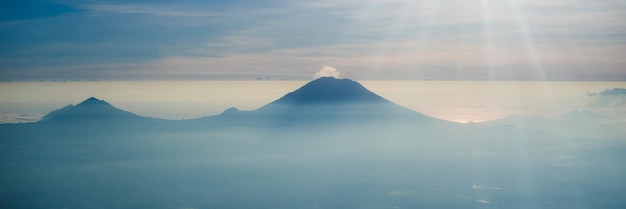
(1, 0, 625, 80)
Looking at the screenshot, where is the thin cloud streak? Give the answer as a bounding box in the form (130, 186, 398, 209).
(79, 4, 217, 17)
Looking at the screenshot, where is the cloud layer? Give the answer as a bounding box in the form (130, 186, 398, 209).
(0, 114, 43, 124)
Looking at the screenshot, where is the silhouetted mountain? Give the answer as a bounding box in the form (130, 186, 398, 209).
(267, 77, 388, 105)
(41, 97, 141, 122)
(35, 78, 451, 129)
(36, 97, 185, 132)
(28, 98, 191, 135)
(197, 77, 448, 127)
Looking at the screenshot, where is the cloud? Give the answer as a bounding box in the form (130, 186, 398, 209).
(388, 189, 416, 196)
(313, 66, 341, 79)
(0, 114, 43, 124)
(1, 0, 626, 80)
(599, 88, 626, 96)
(79, 3, 216, 17)
(589, 88, 626, 108)
(477, 199, 490, 204)
(472, 185, 503, 190)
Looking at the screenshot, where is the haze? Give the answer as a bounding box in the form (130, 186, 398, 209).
(1, 80, 624, 123)
(1, 78, 625, 208)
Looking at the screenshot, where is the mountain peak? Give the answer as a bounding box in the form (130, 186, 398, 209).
(267, 77, 388, 105)
(41, 97, 139, 123)
(235, 77, 443, 126)
(77, 97, 110, 106)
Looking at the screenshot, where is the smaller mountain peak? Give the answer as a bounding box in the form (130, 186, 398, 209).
(40, 97, 138, 123)
(77, 97, 110, 106)
(222, 107, 240, 114)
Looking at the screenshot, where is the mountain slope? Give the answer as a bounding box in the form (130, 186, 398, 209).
(198, 77, 450, 127)
(33, 97, 188, 133)
(266, 77, 388, 105)
(35, 78, 453, 129)
(40, 97, 141, 123)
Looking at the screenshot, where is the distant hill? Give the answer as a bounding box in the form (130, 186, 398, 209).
(37, 97, 174, 131)
(41, 97, 140, 122)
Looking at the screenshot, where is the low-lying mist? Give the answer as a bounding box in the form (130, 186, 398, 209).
(1, 80, 625, 208)
(2, 115, 624, 209)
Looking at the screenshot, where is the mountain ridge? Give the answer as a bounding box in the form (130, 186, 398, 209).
(194, 77, 447, 127)
(40, 97, 145, 123)
(36, 77, 447, 127)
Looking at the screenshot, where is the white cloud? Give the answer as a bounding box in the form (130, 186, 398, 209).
(477, 199, 491, 204)
(313, 66, 341, 79)
(0, 114, 43, 124)
(472, 185, 503, 190)
(80, 3, 216, 17)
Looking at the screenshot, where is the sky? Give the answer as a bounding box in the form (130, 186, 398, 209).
(1, 0, 625, 81)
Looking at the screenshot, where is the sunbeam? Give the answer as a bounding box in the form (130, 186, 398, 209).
(480, 0, 496, 80)
(507, 0, 546, 81)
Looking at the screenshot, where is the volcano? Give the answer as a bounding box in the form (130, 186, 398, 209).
(41, 97, 146, 123)
(203, 77, 443, 127)
(266, 77, 388, 105)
